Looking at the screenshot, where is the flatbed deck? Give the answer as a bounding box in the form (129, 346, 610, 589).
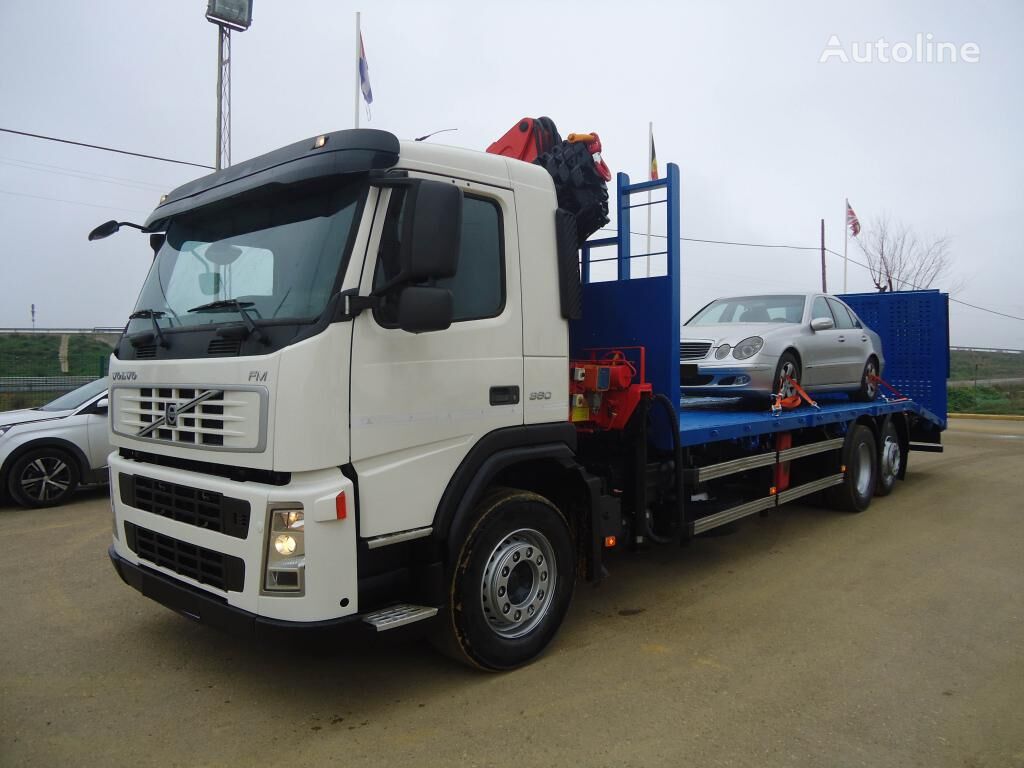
(678, 396, 944, 448)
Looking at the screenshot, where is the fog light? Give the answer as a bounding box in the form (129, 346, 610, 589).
(736, 375, 751, 385)
(274, 534, 297, 556)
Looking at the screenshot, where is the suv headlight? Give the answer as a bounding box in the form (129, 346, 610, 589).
(732, 336, 764, 360)
(264, 506, 305, 593)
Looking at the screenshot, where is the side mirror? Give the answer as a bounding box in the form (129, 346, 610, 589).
(398, 286, 453, 334)
(810, 317, 835, 332)
(88, 220, 121, 241)
(94, 397, 109, 413)
(379, 179, 462, 289)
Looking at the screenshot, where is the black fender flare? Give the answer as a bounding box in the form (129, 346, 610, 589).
(432, 423, 578, 561)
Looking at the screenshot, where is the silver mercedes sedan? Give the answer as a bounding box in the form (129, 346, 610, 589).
(680, 293, 884, 401)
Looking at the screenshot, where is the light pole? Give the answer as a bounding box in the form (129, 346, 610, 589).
(205, 1, 254, 171)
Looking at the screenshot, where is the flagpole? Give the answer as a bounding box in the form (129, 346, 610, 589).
(843, 197, 848, 292)
(354, 11, 361, 130)
(646, 121, 653, 277)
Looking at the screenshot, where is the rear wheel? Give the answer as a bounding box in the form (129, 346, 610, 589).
(437, 489, 575, 671)
(7, 447, 80, 508)
(825, 425, 876, 513)
(853, 357, 880, 402)
(875, 419, 904, 496)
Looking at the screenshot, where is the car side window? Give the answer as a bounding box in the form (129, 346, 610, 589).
(811, 296, 833, 323)
(826, 298, 855, 330)
(373, 190, 504, 326)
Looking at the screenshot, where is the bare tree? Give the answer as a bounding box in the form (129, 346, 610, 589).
(855, 214, 961, 293)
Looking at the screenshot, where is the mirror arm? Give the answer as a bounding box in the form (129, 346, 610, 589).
(340, 288, 382, 320)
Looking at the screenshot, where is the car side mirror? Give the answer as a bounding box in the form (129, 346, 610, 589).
(94, 397, 109, 413)
(375, 178, 462, 289)
(811, 317, 834, 332)
(398, 286, 453, 334)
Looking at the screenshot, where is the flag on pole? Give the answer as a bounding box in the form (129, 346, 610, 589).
(846, 201, 861, 236)
(358, 31, 373, 108)
(649, 131, 658, 181)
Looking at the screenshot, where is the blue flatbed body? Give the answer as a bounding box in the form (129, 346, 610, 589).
(573, 164, 949, 451)
(678, 397, 943, 448)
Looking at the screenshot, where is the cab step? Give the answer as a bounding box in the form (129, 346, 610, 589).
(361, 604, 439, 632)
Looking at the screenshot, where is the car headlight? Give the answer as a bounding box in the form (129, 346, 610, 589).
(715, 344, 732, 360)
(0, 425, 12, 438)
(732, 336, 764, 360)
(264, 506, 305, 593)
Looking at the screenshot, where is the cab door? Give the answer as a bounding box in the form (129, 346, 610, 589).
(348, 177, 523, 538)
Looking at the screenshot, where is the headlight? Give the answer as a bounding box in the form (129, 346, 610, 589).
(264, 506, 305, 593)
(0, 425, 12, 438)
(715, 344, 732, 360)
(732, 336, 764, 360)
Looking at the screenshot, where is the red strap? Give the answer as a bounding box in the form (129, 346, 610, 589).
(869, 374, 909, 402)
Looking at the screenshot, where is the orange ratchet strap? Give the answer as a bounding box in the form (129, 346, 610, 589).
(771, 375, 819, 416)
(869, 374, 909, 402)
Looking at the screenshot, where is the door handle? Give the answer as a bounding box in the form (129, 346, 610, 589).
(837, 336, 846, 342)
(489, 386, 520, 406)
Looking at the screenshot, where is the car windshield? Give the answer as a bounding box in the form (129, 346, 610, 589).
(37, 378, 109, 412)
(127, 178, 364, 334)
(686, 295, 806, 326)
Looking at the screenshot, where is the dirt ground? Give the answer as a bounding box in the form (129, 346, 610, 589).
(1, 418, 1022, 767)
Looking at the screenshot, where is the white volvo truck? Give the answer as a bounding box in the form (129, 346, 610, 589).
(99, 129, 947, 670)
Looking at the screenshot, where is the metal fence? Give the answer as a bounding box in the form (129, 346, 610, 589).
(0, 333, 112, 410)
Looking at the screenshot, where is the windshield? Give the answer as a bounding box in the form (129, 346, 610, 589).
(128, 179, 364, 334)
(38, 377, 109, 412)
(686, 295, 806, 326)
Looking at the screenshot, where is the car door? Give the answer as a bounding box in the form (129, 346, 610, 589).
(802, 295, 846, 385)
(348, 177, 524, 539)
(826, 297, 867, 383)
(81, 395, 112, 470)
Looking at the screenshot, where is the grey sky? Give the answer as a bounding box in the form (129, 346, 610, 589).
(1, 0, 1021, 347)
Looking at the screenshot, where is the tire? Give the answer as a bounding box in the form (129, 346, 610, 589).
(772, 351, 801, 399)
(874, 419, 905, 497)
(825, 425, 876, 513)
(7, 447, 80, 508)
(534, 141, 609, 242)
(438, 488, 575, 671)
(853, 356, 880, 402)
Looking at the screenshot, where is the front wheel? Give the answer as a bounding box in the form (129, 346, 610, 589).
(772, 352, 801, 399)
(7, 447, 80, 508)
(439, 489, 575, 671)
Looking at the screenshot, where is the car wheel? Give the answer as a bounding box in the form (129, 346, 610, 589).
(825, 424, 876, 513)
(436, 488, 575, 671)
(875, 419, 905, 497)
(7, 447, 80, 508)
(772, 352, 801, 399)
(853, 357, 880, 402)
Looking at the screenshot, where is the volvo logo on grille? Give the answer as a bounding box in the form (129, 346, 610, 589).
(137, 389, 221, 438)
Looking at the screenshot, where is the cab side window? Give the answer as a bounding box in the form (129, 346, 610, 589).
(826, 298, 855, 330)
(373, 190, 504, 326)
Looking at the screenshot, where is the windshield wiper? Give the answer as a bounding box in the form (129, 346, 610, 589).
(128, 308, 170, 348)
(187, 299, 268, 344)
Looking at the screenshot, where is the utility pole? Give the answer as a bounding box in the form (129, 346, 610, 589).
(31, 303, 36, 330)
(820, 218, 827, 292)
(206, 1, 254, 171)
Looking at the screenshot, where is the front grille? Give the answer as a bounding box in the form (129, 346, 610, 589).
(113, 386, 264, 451)
(119, 449, 291, 486)
(134, 344, 157, 359)
(207, 338, 241, 356)
(120, 474, 250, 538)
(680, 341, 712, 360)
(124, 522, 244, 592)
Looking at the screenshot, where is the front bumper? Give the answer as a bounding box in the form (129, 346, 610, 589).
(680, 361, 774, 396)
(109, 546, 362, 636)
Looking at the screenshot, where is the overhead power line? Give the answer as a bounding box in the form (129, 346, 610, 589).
(0, 188, 148, 215)
(597, 226, 1024, 322)
(0, 127, 214, 170)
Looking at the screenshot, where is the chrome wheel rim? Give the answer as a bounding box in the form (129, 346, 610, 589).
(480, 528, 557, 639)
(864, 360, 878, 399)
(778, 360, 799, 398)
(20, 457, 71, 502)
(854, 442, 873, 498)
(881, 435, 901, 482)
